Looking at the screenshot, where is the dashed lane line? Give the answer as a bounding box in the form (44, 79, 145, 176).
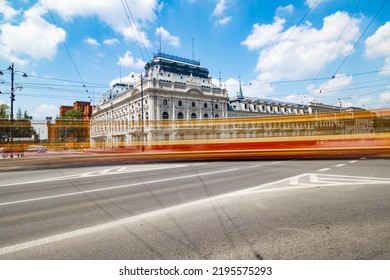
(0, 168, 238, 207)
(1, 172, 389, 256)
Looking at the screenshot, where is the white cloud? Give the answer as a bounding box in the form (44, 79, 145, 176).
(0, 3, 66, 63)
(379, 92, 390, 101)
(283, 93, 309, 105)
(365, 22, 390, 58)
(32, 104, 58, 120)
(0, 0, 19, 21)
(117, 50, 145, 69)
(305, 0, 327, 8)
(216, 16, 232, 26)
(241, 17, 286, 50)
(365, 22, 390, 74)
(224, 78, 274, 99)
(212, 0, 232, 26)
(308, 74, 353, 96)
(275, 5, 294, 16)
(242, 12, 361, 82)
(85, 37, 100, 46)
(110, 72, 137, 87)
(43, 0, 159, 45)
(156, 26, 180, 47)
(213, 0, 228, 17)
(356, 96, 371, 107)
(104, 38, 120, 45)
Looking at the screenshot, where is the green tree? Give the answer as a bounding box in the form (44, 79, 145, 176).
(0, 106, 39, 143)
(62, 108, 84, 120)
(0, 104, 10, 143)
(0, 104, 8, 119)
(58, 108, 86, 143)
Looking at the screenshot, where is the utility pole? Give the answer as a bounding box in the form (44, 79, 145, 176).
(0, 63, 27, 157)
(338, 97, 351, 111)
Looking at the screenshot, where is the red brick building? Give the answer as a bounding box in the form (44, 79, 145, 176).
(47, 101, 92, 148)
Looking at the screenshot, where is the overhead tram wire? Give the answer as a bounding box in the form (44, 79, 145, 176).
(20, 76, 108, 88)
(332, 0, 388, 77)
(121, 0, 151, 62)
(42, 0, 89, 94)
(242, 67, 390, 88)
(258, 0, 320, 73)
(17, 93, 93, 101)
(314, 0, 361, 81)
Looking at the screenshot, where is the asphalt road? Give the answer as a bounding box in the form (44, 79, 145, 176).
(0, 158, 389, 259)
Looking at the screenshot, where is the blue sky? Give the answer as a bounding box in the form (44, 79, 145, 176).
(1, 0, 390, 129)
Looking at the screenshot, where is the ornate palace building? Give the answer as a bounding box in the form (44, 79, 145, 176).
(91, 52, 228, 148)
(90, 52, 373, 148)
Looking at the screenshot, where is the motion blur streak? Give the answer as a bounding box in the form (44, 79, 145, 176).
(1, 109, 389, 167)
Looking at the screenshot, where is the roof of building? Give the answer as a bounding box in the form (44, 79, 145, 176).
(229, 96, 306, 107)
(145, 51, 209, 79)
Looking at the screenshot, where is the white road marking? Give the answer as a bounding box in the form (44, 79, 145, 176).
(0, 168, 238, 207)
(0, 164, 187, 188)
(318, 168, 330, 172)
(2, 172, 389, 256)
(335, 164, 346, 167)
(349, 160, 358, 163)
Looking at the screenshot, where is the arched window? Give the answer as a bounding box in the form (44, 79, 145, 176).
(177, 112, 184, 119)
(162, 112, 169, 119)
(203, 114, 209, 119)
(215, 114, 219, 118)
(191, 113, 197, 119)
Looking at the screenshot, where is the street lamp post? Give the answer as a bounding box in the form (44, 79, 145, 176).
(132, 73, 144, 151)
(0, 63, 28, 158)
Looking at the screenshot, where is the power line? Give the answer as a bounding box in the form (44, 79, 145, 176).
(24, 74, 108, 88)
(42, 0, 89, 93)
(332, 0, 388, 76)
(259, 0, 320, 72)
(314, 0, 361, 81)
(120, 0, 151, 62)
(243, 67, 390, 86)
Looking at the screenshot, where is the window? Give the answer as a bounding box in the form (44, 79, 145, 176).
(162, 112, 169, 119)
(215, 114, 219, 118)
(163, 99, 168, 106)
(178, 100, 182, 106)
(177, 112, 184, 119)
(192, 102, 196, 108)
(215, 104, 218, 109)
(204, 103, 207, 108)
(204, 114, 209, 119)
(191, 113, 197, 119)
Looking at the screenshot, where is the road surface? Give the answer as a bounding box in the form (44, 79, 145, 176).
(1, 158, 389, 259)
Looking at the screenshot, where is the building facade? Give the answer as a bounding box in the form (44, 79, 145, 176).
(91, 52, 373, 149)
(91, 52, 228, 148)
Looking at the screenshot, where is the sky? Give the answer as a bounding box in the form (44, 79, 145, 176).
(1, 0, 390, 136)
